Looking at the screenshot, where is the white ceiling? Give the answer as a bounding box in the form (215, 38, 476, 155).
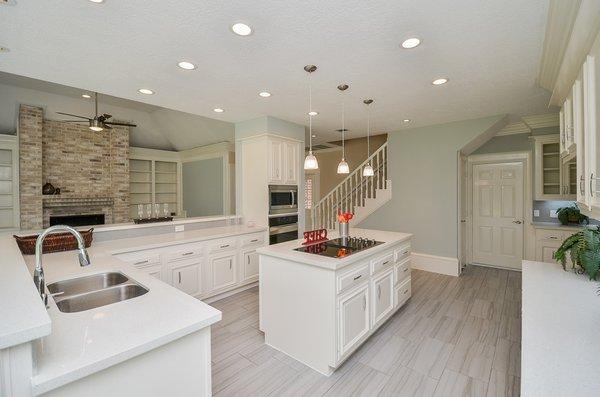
(0, 0, 554, 143)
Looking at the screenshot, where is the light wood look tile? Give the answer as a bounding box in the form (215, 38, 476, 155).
(209, 266, 521, 396)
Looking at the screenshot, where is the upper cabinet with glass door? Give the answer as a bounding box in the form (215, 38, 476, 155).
(533, 134, 576, 200)
(560, 93, 576, 161)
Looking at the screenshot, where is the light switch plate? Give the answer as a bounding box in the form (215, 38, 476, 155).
(175, 225, 185, 232)
(550, 210, 558, 218)
(533, 210, 540, 217)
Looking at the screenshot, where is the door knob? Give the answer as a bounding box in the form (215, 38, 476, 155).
(513, 220, 522, 224)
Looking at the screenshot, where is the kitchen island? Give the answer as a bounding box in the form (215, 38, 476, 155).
(257, 228, 412, 376)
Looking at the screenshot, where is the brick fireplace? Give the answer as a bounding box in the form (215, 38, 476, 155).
(18, 105, 130, 229)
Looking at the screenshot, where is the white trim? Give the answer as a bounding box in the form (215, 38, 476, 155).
(466, 151, 534, 268)
(235, 132, 302, 143)
(495, 122, 532, 136)
(411, 252, 459, 277)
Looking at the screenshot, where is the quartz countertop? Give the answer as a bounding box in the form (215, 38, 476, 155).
(532, 221, 587, 231)
(522, 260, 600, 396)
(0, 223, 267, 395)
(257, 228, 412, 271)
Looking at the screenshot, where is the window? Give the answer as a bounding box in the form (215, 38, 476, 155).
(305, 178, 313, 209)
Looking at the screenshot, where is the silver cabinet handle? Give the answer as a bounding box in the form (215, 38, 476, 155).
(378, 285, 381, 299)
(513, 220, 522, 224)
(403, 289, 408, 295)
(229, 261, 232, 269)
(220, 244, 230, 248)
(353, 275, 362, 281)
(382, 260, 390, 266)
(251, 239, 259, 243)
(182, 252, 193, 256)
(247, 256, 250, 265)
(178, 272, 181, 284)
(403, 268, 408, 272)
(134, 260, 149, 265)
(591, 173, 594, 197)
(362, 295, 366, 311)
(548, 236, 558, 240)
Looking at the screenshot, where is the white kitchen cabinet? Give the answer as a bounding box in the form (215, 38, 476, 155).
(169, 259, 202, 296)
(337, 284, 370, 358)
(534, 228, 577, 263)
(267, 137, 301, 186)
(209, 253, 237, 291)
(533, 135, 576, 200)
(241, 249, 259, 282)
(0, 135, 18, 230)
(561, 94, 575, 158)
(371, 268, 394, 329)
(137, 263, 163, 280)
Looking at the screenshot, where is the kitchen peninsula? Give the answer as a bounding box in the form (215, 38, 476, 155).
(257, 228, 412, 376)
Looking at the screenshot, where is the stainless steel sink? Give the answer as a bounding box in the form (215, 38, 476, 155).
(48, 272, 129, 297)
(55, 284, 148, 313)
(48, 272, 149, 313)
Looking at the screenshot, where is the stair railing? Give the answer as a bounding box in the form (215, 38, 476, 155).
(311, 142, 388, 230)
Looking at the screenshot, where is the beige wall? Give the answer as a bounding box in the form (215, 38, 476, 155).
(313, 134, 387, 197)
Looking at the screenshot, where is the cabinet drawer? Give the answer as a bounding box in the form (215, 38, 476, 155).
(240, 233, 265, 247)
(337, 263, 369, 294)
(394, 244, 411, 262)
(164, 246, 203, 262)
(536, 229, 566, 242)
(371, 252, 394, 275)
(117, 253, 161, 268)
(394, 258, 411, 285)
(394, 278, 411, 308)
(208, 237, 237, 253)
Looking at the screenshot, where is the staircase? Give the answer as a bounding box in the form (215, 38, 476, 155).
(311, 142, 391, 230)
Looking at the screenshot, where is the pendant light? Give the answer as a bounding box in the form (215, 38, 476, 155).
(363, 99, 374, 177)
(336, 84, 350, 174)
(303, 65, 319, 170)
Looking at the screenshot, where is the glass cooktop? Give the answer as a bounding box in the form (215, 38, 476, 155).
(294, 237, 384, 258)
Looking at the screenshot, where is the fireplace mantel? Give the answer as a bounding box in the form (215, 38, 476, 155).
(42, 197, 115, 208)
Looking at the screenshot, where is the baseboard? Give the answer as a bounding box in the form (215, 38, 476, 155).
(201, 281, 258, 304)
(411, 252, 459, 277)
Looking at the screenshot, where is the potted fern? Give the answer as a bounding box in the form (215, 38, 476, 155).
(554, 227, 600, 279)
(556, 204, 589, 225)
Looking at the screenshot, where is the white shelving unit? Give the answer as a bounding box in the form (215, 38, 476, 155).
(533, 134, 577, 200)
(129, 149, 181, 220)
(0, 135, 19, 230)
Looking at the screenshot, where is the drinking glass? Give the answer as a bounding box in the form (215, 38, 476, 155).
(145, 204, 152, 218)
(137, 204, 144, 219)
(163, 203, 170, 217)
(154, 203, 160, 218)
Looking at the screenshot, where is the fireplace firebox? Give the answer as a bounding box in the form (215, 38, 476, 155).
(49, 214, 106, 227)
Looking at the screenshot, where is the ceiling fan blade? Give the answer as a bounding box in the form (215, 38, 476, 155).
(56, 112, 90, 120)
(58, 120, 88, 123)
(103, 113, 112, 120)
(102, 123, 112, 130)
(104, 121, 137, 127)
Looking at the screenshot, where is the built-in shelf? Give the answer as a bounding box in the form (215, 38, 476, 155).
(129, 158, 180, 219)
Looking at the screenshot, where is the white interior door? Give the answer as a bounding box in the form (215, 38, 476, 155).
(472, 162, 524, 270)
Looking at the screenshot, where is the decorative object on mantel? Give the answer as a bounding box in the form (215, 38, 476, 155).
(133, 216, 174, 224)
(554, 226, 600, 280)
(42, 182, 55, 195)
(54, 187, 61, 195)
(302, 229, 328, 245)
(14, 228, 93, 255)
(556, 204, 589, 225)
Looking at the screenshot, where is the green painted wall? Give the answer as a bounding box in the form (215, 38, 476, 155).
(359, 115, 505, 258)
(182, 158, 224, 217)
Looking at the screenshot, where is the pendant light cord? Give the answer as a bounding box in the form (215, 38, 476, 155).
(342, 97, 346, 159)
(308, 74, 313, 151)
(367, 105, 371, 158)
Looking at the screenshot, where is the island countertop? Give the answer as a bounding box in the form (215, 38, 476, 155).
(522, 260, 600, 396)
(257, 228, 412, 271)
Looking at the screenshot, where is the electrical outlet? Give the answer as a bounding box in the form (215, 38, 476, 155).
(550, 210, 558, 218)
(533, 210, 540, 217)
(175, 225, 185, 232)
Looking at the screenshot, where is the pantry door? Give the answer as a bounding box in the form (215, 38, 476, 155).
(472, 162, 524, 270)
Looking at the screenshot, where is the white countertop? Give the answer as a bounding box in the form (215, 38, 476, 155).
(522, 260, 600, 396)
(532, 221, 587, 231)
(0, 223, 266, 395)
(257, 228, 412, 270)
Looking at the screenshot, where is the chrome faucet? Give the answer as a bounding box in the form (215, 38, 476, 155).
(34, 225, 91, 306)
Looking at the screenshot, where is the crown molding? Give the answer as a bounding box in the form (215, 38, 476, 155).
(495, 122, 532, 136)
(495, 113, 558, 136)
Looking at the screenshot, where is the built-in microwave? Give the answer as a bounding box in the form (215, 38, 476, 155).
(269, 185, 298, 215)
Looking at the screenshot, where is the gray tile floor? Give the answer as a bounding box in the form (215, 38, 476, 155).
(210, 265, 521, 396)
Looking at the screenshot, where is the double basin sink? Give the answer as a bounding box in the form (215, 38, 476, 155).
(48, 272, 148, 313)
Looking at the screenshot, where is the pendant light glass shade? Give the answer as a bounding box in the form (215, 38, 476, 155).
(337, 158, 349, 174)
(363, 163, 374, 176)
(304, 65, 319, 170)
(89, 119, 103, 132)
(304, 151, 319, 170)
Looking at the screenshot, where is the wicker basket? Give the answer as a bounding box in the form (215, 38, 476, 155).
(14, 228, 94, 255)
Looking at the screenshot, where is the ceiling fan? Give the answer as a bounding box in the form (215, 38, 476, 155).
(56, 92, 137, 132)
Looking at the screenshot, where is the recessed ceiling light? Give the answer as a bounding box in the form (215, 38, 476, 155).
(401, 38, 421, 49)
(213, 108, 224, 113)
(432, 78, 449, 85)
(138, 88, 155, 95)
(311, 134, 317, 138)
(177, 61, 196, 70)
(403, 119, 411, 123)
(308, 111, 318, 116)
(0, 46, 9, 53)
(231, 23, 252, 36)
(82, 94, 92, 99)
(88, 0, 104, 3)
(258, 91, 271, 98)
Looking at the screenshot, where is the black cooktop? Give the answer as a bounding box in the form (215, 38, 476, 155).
(295, 237, 384, 258)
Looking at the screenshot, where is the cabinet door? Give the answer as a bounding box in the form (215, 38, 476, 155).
(371, 269, 394, 328)
(575, 72, 588, 206)
(283, 141, 299, 185)
(242, 249, 259, 282)
(584, 55, 600, 210)
(564, 95, 574, 152)
(170, 260, 201, 296)
(559, 108, 566, 154)
(210, 253, 237, 291)
(338, 285, 370, 358)
(268, 139, 283, 184)
(137, 263, 163, 281)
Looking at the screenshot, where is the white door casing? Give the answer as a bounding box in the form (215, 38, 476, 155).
(472, 162, 524, 269)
